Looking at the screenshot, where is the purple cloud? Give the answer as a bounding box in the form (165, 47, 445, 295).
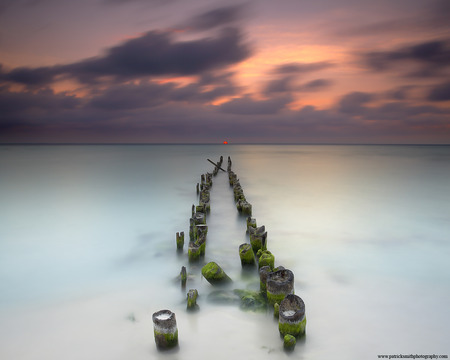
(0, 27, 251, 86)
(218, 95, 291, 115)
(361, 38, 450, 77)
(428, 81, 450, 101)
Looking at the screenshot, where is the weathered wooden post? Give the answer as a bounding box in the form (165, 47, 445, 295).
(239, 243, 255, 266)
(258, 250, 275, 269)
(278, 294, 306, 337)
(259, 265, 271, 293)
(180, 266, 187, 288)
(249, 225, 267, 252)
(195, 224, 208, 256)
(274, 302, 280, 317)
(241, 201, 252, 216)
(152, 310, 178, 350)
(187, 289, 198, 310)
(284, 334, 296, 350)
(246, 217, 257, 231)
(266, 269, 294, 305)
(176, 232, 184, 250)
(201, 262, 232, 285)
(188, 241, 202, 262)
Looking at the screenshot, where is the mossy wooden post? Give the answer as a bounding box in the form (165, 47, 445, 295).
(201, 262, 232, 285)
(284, 334, 296, 350)
(188, 241, 202, 262)
(246, 217, 257, 231)
(195, 224, 208, 256)
(192, 212, 206, 225)
(279, 294, 306, 337)
(274, 302, 280, 318)
(196, 204, 206, 214)
(241, 201, 252, 216)
(249, 225, 267, 252)
(229, 171, 237, 186)
(239, 243, 255, 266)
(176, 232, 184, 250)
(199, 189, 210, 212)
(258, 250, 275, 270)
(266, 269, 294, 305)
(189, 218, 195, 241)
(180, 266, 187, 288)
(259, 265, 271, 293)
(152, 310, 178, 350)
(187, 289, 199, 310)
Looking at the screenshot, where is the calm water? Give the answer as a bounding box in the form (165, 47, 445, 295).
(0, 145, 449, 359)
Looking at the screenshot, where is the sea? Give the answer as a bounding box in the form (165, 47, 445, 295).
(0, 144, 449, 360)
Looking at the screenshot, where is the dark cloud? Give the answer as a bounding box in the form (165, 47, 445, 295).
(0, 65, 58, 87)
(263, 76, 293, 94)
(338, 91, 373, 114)
(0, 86, 81, 140)
(87, 71, 239, 110)
(182, 4, 246, 31)
(298, 79, 333, 92)
(362, 38, 450, 77)
(0, 86, 80, 118)
(273, 61, 334, 75)
(218, 95, 291, 115)
(88, 82, 171, 110)
(428, 81, 450, 101)
(1, 27, 251, 86)
(1, 86, 449, 144)
(170, 82, 237, 102)
(385, 85, 416, 101)
(65, 27, 251, 82)
(264, 77, 333, 95)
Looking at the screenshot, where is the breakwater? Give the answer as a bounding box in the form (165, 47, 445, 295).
(153, 155, 306, 351)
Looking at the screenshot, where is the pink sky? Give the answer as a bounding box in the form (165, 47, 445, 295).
(1, 0, 449, 143)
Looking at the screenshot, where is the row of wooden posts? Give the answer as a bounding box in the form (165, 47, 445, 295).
(152, 156, 306, 351)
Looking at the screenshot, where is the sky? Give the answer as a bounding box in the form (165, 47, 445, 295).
(0, 0, 449, 144)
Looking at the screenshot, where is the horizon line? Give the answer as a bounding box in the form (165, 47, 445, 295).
(1, 142, 450, 146)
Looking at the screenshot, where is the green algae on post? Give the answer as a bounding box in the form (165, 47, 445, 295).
(259, 265, 271, 293)
(246, 217, 257, 231)
(274, 302, 280, 318)
(188, 241, 202, 262)
(176, 232, 184, 250)
(258, 250, 275, 270)
(187, 289, 199, 310)
(180, 266, 187, 288)
(283, 334, 296, 350)
(249, 225, 267, 252)
(239, 243, 255, 266)
(152, 310, 178, 350)
(201, 261, 232, 285)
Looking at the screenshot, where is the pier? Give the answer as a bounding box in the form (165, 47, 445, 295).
(154, 155, 306, 351)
